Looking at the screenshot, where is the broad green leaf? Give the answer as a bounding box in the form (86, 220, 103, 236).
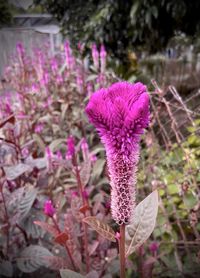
(17, 245, 53, 273)
(125, 190, 159, 256)
(60, 269, 84, 278)
(168, 184, 179, 195)
(183, 192, 198, 210)
(83, 216, 116, 242)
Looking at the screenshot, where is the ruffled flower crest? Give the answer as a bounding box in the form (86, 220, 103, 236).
(85, 82, 149, 224)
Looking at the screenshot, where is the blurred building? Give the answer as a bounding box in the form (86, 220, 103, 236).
(0, 3, 61, 75)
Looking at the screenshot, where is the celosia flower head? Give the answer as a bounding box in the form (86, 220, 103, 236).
(44, 200, 55, 217)
(85, 82, 149, 224)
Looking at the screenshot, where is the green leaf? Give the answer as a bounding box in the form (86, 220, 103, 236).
(60, 269, 84, 278)
(83, 216, 116, 242)
(183, 192, 198, 210)
(158, 189, 165, 196)
(168, 184, 179, 195)
(125, 190, 159, 256)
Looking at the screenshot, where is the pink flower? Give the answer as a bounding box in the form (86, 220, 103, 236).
(149, 242, 159, 254)
(81, 138, 90, 161)
(100, 44, 106, 72)
(34, 123, 44, 133)
(66, 136, 75, 159)
(16, 42, 25, 57)
(21, 147, 29, 158)
(71, 191, 79, 198)
(91, 44, 99, 69)
(56, 150, 62, 160)
(87, 82, 93, 98)
(44, 200, 55, 217)
(81, 138, 89, 151)
(76, 67, 83, 93)
(45, 147, 52, 171)
(90, 154, 97, 163)
(77, 42, 84, 53)
(85, 82, 149, 225)
(51, 57, 58, 73)
(56, 75, 63, 85)
(64, 40, 74, 70)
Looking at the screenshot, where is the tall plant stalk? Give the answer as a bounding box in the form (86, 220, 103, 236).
(51, 217, 77, 271)
(119, 224, 126, 278)
(73, 156, 90, 273)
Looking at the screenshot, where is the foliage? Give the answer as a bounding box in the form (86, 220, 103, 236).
(0, 41, 199, 278)
(34, 0, 200, 58)
(135, 118, 200, 277)
(0, 0, 12, 26)
(0, 42, 119, 277)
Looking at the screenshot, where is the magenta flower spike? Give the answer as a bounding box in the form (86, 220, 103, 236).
(91, 43, 99, 70)
(44, 200, 55, 217)
(45, 146, 53, 171)
(85, 82, 149, 225)
(81, 138, 89, 161)
(86, 82, 93, 98)
(66, 136, 75, 159)
(64, 40, 74, 70)
(149, 242, 159, 254)
(100, 44, 107, 72)
(51, 57, 58, 73)
(16, 42, 25, 57)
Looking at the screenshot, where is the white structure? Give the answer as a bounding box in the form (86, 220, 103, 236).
(0, 14, 61, 76)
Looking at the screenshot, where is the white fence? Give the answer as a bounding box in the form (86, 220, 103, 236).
(0, 26, 62, 76)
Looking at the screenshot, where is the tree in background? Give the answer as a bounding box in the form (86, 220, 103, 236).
(0, 0, 12, 27)
(33, 0, 200, 59)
